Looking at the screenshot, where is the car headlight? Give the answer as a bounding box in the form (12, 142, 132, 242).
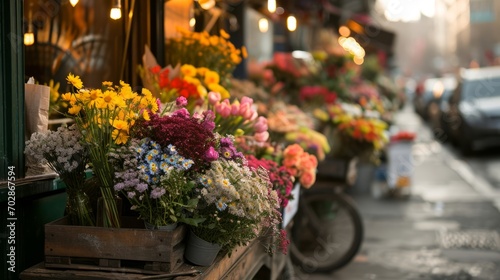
(459, 102, 482, 122)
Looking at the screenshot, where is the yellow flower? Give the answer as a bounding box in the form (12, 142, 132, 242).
(112, 129, 129, 145)
(197, 67, 209, 76)
(241, 46, 248, 59)
(120, 85, 136, 100)
(184, 76, 200, 86)
(204, 70, 220, 85)
(141, 88, 153, 99)
(209, 36, 219, 46)
(61, 93, 77, 105)
(119, 80, 130, 88)
(97, 90, 120, 109)
(68, 105, 82, 115)
(230, 53, 242, 64)
(208, 83, 230, 99)
(112, 119, 130, 132)
(197, 85, 207, 98)
(142, 110, 150, 121)
(220, 29, 230, 39)
(102, 81, 113, 87)
(181, 64, 197, 77)
(66, 73, 83, 89)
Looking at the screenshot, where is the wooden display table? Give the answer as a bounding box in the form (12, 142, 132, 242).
(20, 235, 287, 280)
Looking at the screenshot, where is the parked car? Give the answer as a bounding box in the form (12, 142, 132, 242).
(445, 66, 500, 154)
(413, 76, 457, 121)
(428, 86, 456, 140)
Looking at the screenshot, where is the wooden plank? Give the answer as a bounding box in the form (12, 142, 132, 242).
(45, 216, 186, 263)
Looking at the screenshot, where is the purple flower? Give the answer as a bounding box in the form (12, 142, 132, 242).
(176, 96, 188, 107)
(202, 110, 216, 131)
(205, 146, 219, 161)
(220, 137, 233, 147)
(127, 192, 136, 199)
(136, 183, 148, 193)
(150, 187, 166, 199)
(114, 182, 125, 191)
(171, 108, 190, 119)
(221, 147, 233, 159)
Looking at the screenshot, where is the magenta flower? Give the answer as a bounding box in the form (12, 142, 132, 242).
(171, 108, 190, 119)
(205, 146, 219, 161)
(176, 96, 188, 107)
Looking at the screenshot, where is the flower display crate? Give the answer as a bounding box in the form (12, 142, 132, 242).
(44, 216, 186, 274)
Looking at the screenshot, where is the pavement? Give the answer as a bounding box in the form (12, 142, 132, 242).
(290, 105, 500, 280)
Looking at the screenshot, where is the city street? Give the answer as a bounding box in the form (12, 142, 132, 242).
(294, 105, 500, 280)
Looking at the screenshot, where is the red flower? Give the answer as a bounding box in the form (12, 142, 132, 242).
(150, 65, 161, 74)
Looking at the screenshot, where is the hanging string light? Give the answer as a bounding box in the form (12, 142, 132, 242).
(110, 0, 122, 20)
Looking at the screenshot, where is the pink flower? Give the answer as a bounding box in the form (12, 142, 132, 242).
(299, 170, 316, 189)
(239, 103, 254, 120)
(205, 146, 219, 161)
(250, 111, 258, 121)
(240, 96, 253, 106)
(254, 116, 268, 133)
(215, 99, 231, 117)
(231, 101, 240, 116)
(208, 91, 221, 105)
(254, 131, 269, 143)
(176, 96, 187, 107)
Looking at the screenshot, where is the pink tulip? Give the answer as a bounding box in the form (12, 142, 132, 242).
(239, 103, 254, 120)
(208, 91, 221, 105)
(231, 101, 240, 116)
(254, 116, 268, 133)
(240, 96, 253, 106)
(254, 131, 269, 143)
(215, 99, 231, 117)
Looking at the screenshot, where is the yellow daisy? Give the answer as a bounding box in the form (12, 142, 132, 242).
(66, 73, 83, 89)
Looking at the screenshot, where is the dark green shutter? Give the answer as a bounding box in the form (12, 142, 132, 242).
(0, 0, 24, 179)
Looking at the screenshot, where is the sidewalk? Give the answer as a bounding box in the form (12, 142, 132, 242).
(296, 106, 500, 280)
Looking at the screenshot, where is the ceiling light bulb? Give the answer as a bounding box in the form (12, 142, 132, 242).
(268, 0, 276, 13)
(24, 32, 34, 46)
(110, 7, 121, 19)
(69, 0, 79, 7)
(287, 15, 297, 32)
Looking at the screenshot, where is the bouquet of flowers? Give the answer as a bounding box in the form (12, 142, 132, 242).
(62, 74, 159, 227)
(110, 138, 200, 228)
(165, 27, 246, 84)
(138, 49, 231, 108)
(110, 99, 285, 254)
(25, 124, 94, 226)
(264, 101, 330, 161)
(246, 154, 294, 208)
(194, 157, 286, 254)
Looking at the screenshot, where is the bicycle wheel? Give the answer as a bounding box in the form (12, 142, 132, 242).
(289, 189, 363, 273)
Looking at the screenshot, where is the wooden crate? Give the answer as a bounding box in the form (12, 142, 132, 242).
(44, 216, 186, 274)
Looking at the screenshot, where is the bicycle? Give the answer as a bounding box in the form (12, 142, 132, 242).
(288, 158, 364, 273)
